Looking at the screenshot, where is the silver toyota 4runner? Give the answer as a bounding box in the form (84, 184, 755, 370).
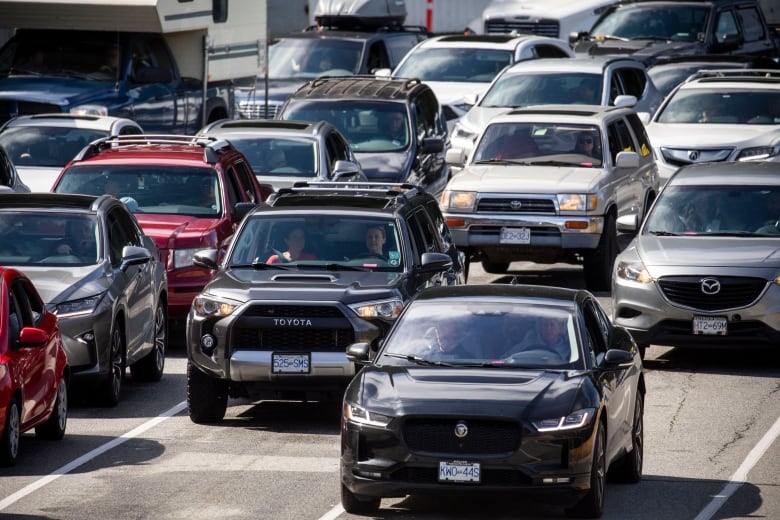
(441, 104, 660, 291)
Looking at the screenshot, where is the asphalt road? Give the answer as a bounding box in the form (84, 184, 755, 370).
(1, 261, 778, 520)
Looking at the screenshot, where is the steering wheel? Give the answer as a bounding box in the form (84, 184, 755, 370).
(505, 347, 566, 365)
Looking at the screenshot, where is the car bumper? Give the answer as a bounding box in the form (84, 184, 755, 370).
(57, 306, 113, 379)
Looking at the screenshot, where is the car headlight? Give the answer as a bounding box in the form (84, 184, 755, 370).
(349, 298, 403, 320)
(557, 194, 598, 212)
(616, 260, 653, 283)
(737, 145, 780, 161)
(452, 123, 477, 142)
(173, 248, 204, 269)
(70, 104, 109, 117)
(344, 401, 392, 427)
(193, 295, 240, 317)
(532, 408, 596, 432)
(55, 295, 102, 317)
(441, 190, 476, 212)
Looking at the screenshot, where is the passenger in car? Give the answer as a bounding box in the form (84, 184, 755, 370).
(266, 226, 317, 263)
(755, 191, 780, 234)
(506, 316, 571, 362)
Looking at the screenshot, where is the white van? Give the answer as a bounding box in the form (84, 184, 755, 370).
(481, 0, 618, 40)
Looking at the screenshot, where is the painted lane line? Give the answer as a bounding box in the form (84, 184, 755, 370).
(0, 401, 186, 512)
(318, 504, 345, 520)
(695, 413, 780, 520)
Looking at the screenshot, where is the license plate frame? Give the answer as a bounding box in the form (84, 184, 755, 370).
(272, 352, 311, 374)
(499, 227, 531, 244)
(692, 316, 727, 336)
(438, 460, 481, 483)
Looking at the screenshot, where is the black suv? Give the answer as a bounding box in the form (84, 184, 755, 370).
(185, 182, 464, 423)
(277, 76, 450, 196)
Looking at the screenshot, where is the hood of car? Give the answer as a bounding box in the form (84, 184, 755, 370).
(206, 268, 406, 304)
(0, 76, 115, 106)
(583, 39, 699, 58)
(648, 123, 780, 147)
(353, 365, 580, 420)
(16, 166, 62, 192)
(459, 107, 511, 133)
(17, 264, 108, 304)
(355, 150, 413, 182)
(427, 82, 490, 105)
(449, 164, 602, 193)
(636, 235, 780, 272)
(134, 214, 224, 248)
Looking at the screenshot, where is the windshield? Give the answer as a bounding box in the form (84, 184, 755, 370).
(378, 301, 582, 368)
(268, 38, 362, 79)
(394, 47, 512, 83)
(225, 136, 317, 176)
(229, 215, 404, 271)
(0, 126, 110, 168)
(280, 100, 410, 152)
(481, 72, 603, 107)
(656, 89, 780, 124)
(54, 165, 222, 217)
(644, 185, 780, 236)
(590, 4, 709, 42)
(472, 122, 603, 167)
(0, 211, 100, 266)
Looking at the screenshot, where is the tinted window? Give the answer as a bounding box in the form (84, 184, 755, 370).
(738, 7, 766, 42)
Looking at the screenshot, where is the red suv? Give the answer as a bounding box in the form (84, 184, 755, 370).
(52, 135, 271, 322)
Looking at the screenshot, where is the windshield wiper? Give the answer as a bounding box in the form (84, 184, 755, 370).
(383, 352, 454, 367)
(529, 160, 595, 167)
(648, 230, 681, 236)
(249, 260, 292, 270)
(473, 159, 532, 166)
(593, 34, 629, 42)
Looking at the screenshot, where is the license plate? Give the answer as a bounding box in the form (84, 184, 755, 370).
(272, 353, 310, 373)
(692, 316, 727, 335)
(500, 227, 531, 244)
(438, 461, 481, 483)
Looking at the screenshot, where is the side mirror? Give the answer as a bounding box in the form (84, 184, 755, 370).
(445, 147, 466, 167)
(569, 30, 588, 45)
(419, 136, 444, 154)
(615, 151, 639, 169)
(613, 95, 637, 108)
(331, 160, 361, 180)
(120, 245, 152, 271)
(712, 32, 742, 51)
(19, 327, 49, 348)
(374, 68, 392, 78)
(419, 252, 453, 273)
(616, 214, 639, 233)
(192, 248, 219, 270)
(462, 93, 478, 106)
(637, 112, 651, 125)
(603, 348, 635, 368)
(346, 342, 372, 364)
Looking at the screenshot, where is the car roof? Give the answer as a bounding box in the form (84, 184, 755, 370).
(670, 162, 780, 186)
(198, 119, 329, 139)
(412, 283, 586, 306)
(69, 135, 237, 166)
(502, 55, 645, 75)
(416, 33, 563, 50)
(0, 192, 110, 212)
(264, 181, 432, 210)
(276, 27, 427, 43)
(1, 113, 141, 131)
(490, 104, 633, 123)
(677, 69, 780, 90)
(288, 76, 432, 101)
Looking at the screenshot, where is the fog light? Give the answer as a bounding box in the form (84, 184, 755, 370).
(200, 334, 217, 355)
(80, 332, 95, 343)
(542, 477, 572, 484)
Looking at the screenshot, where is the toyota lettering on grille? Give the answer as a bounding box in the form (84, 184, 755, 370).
(272, 318, 313, 327)
(700, 278, 721, 295)
(454, 421, 469, 438)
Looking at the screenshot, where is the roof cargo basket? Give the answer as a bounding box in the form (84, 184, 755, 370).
(314, 0, 407, 30)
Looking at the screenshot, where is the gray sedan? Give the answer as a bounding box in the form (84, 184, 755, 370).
(612, 161, 780, 358)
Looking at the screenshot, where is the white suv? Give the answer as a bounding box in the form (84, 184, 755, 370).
(442, 104, 660, 291)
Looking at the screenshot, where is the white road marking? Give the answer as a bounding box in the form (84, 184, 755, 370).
(318, 504, 346, 520)
(695, 414, 780, 520)
(0, 401, 186, 512)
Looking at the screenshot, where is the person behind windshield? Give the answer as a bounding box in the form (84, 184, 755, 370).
(55, 220, 96, 258)
(573, 130, 601, 159)
(361, 225, 387, 259)
(755, 191, 780, 234)
(266, 226, 317, 263)
(506, 316, 571, 361)
(385, 111, 407, 146)
(430, 320, 476, 359)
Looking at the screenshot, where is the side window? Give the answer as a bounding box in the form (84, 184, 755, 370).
(0, 147, 13, 186)
(366, 42, 390, 72)
(385, 34, 419, 68)
(535, 44, 571, 58)
(20, 278, 44, 326)
(408, 209, 441, 254)
(113, 207, 143, 247)
(607, 118, 636, 163)
(232, 161, 258, 202)
(325, 132, 351, 169)
(414, 90, 439, 138)
(517, 46, 535, 61)
(615, 68, 646, 99)
(223, 165, 243, 207)
(626, 113, 653, 158)
(426, 200, 453, 251)
(715, 10, 739, 40)
(148, 36, 175, 74)
(608, 72, 623, 104)
(120, 125, 143, 136)
(584, 300, 609, 359)
(107, 210, 130, 266)
(737, 7, 766, 42)
(130, 40, 154, 77)
(7, 289, 22, 349)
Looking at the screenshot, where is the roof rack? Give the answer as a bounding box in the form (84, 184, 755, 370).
(74, 134, 234, 164)
(685, 69, 780, 82)
(269, 181, 424, 205)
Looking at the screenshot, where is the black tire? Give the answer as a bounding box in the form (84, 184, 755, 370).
(35, 379, 68, 440)
(584, 214, 617, 292)
(566, 421, 606, 518)
(340, 483, 380, 516)
(130, 301, 167, 382)
(0, 398, 20, 467)
(609, 393, 644, 484)
(99, 321, 126, 407)
(187, 361, 228, 424)
(481, 259, 509, 274)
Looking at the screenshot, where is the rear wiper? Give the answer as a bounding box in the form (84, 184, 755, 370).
(383, 352, 454, 367)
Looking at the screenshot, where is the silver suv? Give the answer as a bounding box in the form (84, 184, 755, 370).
(442, 104, 660, 291)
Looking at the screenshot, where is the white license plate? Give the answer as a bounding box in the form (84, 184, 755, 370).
(438, 461, 481, 483)
(272, 353, 310, 373)
(500, 227, 531, 244)
(692, 316, 727, 335)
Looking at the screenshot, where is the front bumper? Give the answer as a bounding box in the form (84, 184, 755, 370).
(57, 306, 113, 379)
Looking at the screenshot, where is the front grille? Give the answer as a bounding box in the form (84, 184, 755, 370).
(237, 102, 280, 119)
(658, 276, 767, 311)
(477, 197, 556, 214)
(0, 101, 61, 124)
(403, 418, 520, 455)
(242, 305, 344, 318)
(485, 20, 560, 39)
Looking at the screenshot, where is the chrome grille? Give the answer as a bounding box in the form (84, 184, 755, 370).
(477, 197, 556, 214)
(485, 20, 560, 39)
(403, 418, 520, 455)
(658, 276, 767, 311)
(237, 102, 280, 119)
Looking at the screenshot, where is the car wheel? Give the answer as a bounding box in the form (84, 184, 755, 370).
(99, 321, 126, 407)
(130, 301, 167, 382)
(0, 398, 20, 467)
(187, 361, 228, 423)
(35, 378, 68, 440)
(584, 213, 617, 292)
(566, 421, 606, 518)
(481, 259, 509, 274)
(340, 482, 380, 515)
(610, 393, 644, 484)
